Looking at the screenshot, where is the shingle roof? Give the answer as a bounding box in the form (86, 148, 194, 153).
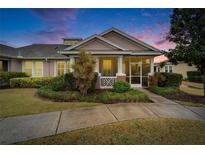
(0, 44, 70, 59)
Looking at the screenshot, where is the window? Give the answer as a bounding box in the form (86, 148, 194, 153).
(56, 61, 65, 76)
(165, 65, 172, 73)
(23, 61, 43, 77)
(33, 61, 43, 77)
(24, 61, 32, 76)
(154, 66, 160, 72)
(55, 60, 70, 76)
(99, 57, 117, 76)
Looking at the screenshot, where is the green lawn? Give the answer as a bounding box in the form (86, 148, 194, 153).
(180, 81, 204, 96)
(0, 88, 98, 118)
(19, 118, 205, 145)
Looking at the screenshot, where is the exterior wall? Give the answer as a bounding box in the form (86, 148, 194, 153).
(117, 75, 126, 81)
(103, 32, 148, 51)
(77, 39, 117, 51)
(172, 63, 197, 79)
(159, 63, 197, 79)
(43, 60, 55, 77)
(96, 76, 101, 89)
(10, 59, 22, 72)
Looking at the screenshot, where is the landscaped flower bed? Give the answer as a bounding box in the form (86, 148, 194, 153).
(37, 86, 150, 103)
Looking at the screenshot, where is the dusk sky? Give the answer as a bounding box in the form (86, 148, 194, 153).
(0, 8, 175, 51)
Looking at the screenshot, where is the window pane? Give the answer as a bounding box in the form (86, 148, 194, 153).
(142, 58, 150, 76)
(56, 61, 65, 76)
(24, 61, 32, 76)
(103, 60, 112, 76)
(99, 57, 117, 76)
(34, 61, 43, 77)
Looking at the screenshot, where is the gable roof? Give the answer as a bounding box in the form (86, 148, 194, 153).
(100, 27, 161, 52)
(64, 34, 126, 51)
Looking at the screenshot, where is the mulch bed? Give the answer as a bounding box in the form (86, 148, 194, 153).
(165, 91, 205, 104)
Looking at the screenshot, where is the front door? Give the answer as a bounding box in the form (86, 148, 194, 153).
(130, 62, 142, 87)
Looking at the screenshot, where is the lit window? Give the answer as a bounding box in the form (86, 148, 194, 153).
(33, 61, 43, 77)
(24, 61, 32, 76)
(102, 59, 112, 76)
(56, 61, 65, 76)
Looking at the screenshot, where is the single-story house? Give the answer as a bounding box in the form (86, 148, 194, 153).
(154, 55, 197, 79)
(0, 27, 162, 88)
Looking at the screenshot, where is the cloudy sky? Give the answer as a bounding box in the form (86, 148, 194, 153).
(0, 8, 175, 50)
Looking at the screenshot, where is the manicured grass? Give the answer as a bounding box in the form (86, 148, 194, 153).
(37, 86, 150, 103)
(19, 118, 205, 145)
(0, 88, 98, 118)
(180, 82, 203, 96)
(149, 86, 178, 96)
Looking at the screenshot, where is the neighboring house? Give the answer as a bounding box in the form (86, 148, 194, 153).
(0, 27, 161, 88)
(154, 55, 197, 79)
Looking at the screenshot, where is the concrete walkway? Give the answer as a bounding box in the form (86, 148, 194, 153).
(0, 90, 205, 144)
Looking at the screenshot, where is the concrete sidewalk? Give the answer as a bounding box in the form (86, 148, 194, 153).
(0, 90, 205, 144)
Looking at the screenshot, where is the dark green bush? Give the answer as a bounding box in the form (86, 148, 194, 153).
(187, 71, 202, 83)
(37, 86, 149, 103)
(51, 76, 66, 91)
(64, 73, 77, 90)
(51, 72, 98, 92)
(10, 77, 53, 88)
(0, 72, 28, 87)
(154, 72, 183, 87)
(113, 81, 130, 93)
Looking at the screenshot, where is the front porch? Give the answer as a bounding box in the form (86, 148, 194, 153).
(93, 56, 154, 89)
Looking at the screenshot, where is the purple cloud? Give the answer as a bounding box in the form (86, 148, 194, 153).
(30, 9, 78, 44)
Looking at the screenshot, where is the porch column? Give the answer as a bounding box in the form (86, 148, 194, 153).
(70, 56, 75, 72)
(116, 56, 126, 81)
(95, 57, 100, 73)
(150, 57, 154, 75)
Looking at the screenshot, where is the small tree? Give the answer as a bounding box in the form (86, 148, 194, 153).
(166, 8, 205, 96)
(72, 50, 96, 96)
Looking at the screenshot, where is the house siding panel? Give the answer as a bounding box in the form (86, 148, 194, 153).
(103, 32, 148, 51)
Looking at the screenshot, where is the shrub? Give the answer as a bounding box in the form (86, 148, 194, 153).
(37, 86, 149, 103)
(154, 72, 183, 87)
(51, 76, 66, 91)
(10, 77, 53, 88)
(187, 71, 202, 83)
(149, 86, 179, 96)
(72, 51, 96, 96)
(0, 72, 28, 87)
(113, 81, 130, 93)
(64, 73, 77, 90)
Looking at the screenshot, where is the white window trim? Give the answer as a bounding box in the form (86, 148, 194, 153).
(22, 60, 44, 77)
(165, 64, 173, 73)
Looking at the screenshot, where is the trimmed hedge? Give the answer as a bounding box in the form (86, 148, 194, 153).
(10, 77, 53, 88)
(113, 81, 130, 93)
(154, 72, 183, 87)
(0, 72, 28, 87)
(37, 86, 149, 103)
(187, 71, 202, 83)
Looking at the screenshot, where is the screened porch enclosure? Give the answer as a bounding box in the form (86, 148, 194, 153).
(98, 56, 152, 88)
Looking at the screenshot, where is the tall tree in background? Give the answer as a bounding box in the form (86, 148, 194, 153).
(72, 50, 96, 96)
(166, 8, 205, 96)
